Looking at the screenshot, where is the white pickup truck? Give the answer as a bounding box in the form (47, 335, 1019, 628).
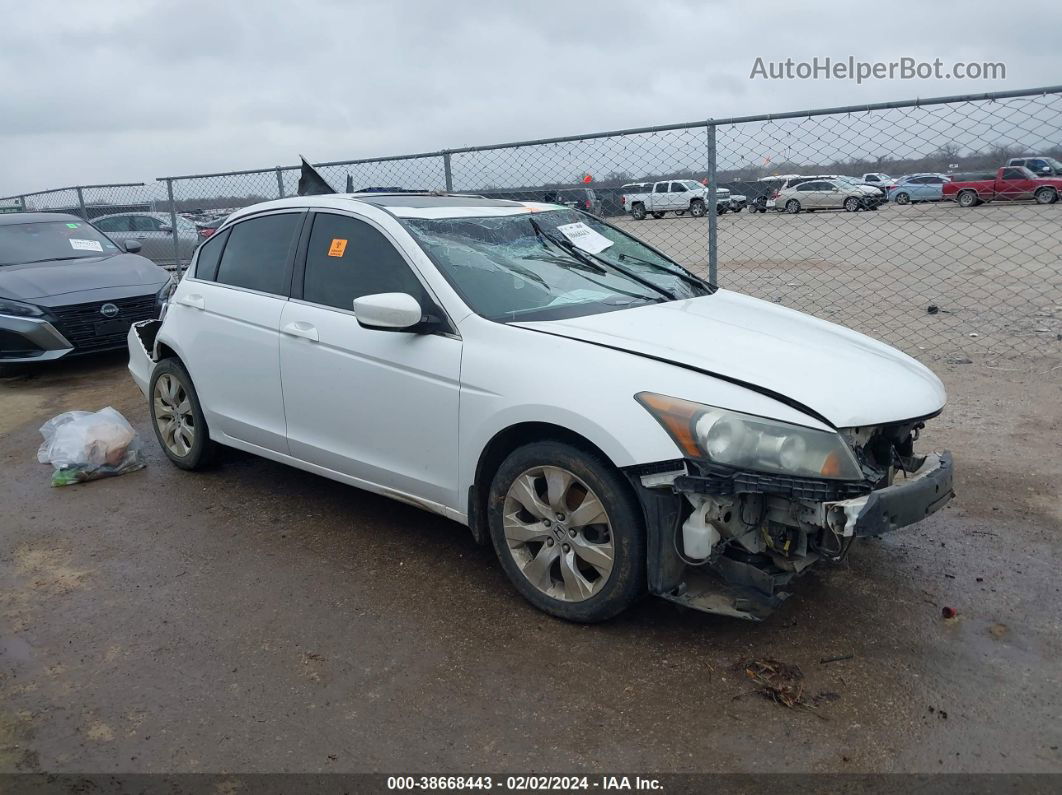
(623, 179, 729, 220)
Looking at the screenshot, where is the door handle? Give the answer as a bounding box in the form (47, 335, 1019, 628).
(177, 294, 205, 310)
(282, 320, 319, 342)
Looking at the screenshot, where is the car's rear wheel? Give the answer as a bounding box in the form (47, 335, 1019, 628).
(651, 211, 665, 219)
(957, 190, 979, 208)
(487, 441, 645, 622)
(630, 203, 646, 220)
(894, 192, 911, 205)
(785, 200, 800, 214)
(149, 358, 216, 470)
(844, 197, 860, 212)
(1034, 186, 1057, 205)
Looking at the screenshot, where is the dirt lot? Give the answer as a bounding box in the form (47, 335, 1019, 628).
(1, 338, 1060, 774)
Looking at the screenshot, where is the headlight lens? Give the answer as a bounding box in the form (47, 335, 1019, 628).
(156, 275, 177, 304)
(0, 296, 44, 317)
(636, 392, 863, 480)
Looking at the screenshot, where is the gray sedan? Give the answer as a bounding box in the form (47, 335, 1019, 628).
(92, 212, 200, 268)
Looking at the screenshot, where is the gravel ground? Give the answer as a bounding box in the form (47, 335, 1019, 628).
(1, 343, 1059, 775)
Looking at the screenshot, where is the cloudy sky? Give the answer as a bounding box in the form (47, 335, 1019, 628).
(2, 0, 1060, 195)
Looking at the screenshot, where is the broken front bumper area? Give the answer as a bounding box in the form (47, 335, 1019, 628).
(628, 450, 954, 621)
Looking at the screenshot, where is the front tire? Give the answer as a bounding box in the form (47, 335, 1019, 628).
(149, 358, 216, 470)
(689, 199, 706, 217)
(487, 441, 646, 622)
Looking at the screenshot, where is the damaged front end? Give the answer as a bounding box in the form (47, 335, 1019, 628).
(626, 418, 954, 621)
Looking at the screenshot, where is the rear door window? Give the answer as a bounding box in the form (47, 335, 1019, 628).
(194, 228, 229, 281)
(301, 212, 425, 311)
(215, 212, 301, 295)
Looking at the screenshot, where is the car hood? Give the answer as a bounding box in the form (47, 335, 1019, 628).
(0, 253, 169, 300)
(514, 290, 946, 428)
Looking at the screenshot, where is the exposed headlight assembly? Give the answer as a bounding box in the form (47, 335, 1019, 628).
(636, 392, 863, 480)
(0, 296, 45, 318)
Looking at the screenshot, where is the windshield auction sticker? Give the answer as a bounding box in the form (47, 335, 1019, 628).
(556, 222, 614, 254)
(69, 239, 104, 252)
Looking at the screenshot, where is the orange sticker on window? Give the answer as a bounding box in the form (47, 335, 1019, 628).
(328, 238, 348, 257)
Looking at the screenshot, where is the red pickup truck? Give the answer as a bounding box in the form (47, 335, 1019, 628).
(942, 166, 1062, 207)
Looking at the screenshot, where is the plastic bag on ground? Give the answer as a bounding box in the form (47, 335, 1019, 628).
(37, 407, 146, 486)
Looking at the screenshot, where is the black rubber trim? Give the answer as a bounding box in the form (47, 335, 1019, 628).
(675, 459, 872, 501)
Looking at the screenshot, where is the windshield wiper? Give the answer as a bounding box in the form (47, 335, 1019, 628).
(528, 219, 607, 274)
(529, 218, 678, 301)
(616, 252, 714, 293)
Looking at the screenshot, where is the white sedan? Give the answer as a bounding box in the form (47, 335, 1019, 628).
(128, 193, 953, 622)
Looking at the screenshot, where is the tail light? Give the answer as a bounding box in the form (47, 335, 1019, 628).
(585, 199, 591, 209)
(198, 228, 214, 238)
(621, 195, 626, 205)
(769, 189, 780, 199)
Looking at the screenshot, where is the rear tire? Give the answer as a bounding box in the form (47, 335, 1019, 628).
(1034, 186, 1057, 205)
(785, 200, 800, 214)
(894, 192, 911, 205)
(957, 190, 979, 208)
(487, 441, 646, 623)
(651, 211, 665, 219)
(149, 358, 216, 471)
(631, 203, 646, 220)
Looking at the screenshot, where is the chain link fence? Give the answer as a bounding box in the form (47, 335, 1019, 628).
(4, 85, 1060, 360)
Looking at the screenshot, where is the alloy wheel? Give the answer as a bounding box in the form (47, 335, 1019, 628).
(153, 373, 195, 457)
(502, 465, 615, 602)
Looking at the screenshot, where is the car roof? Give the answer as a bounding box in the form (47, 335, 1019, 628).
(226, 193, 568, 221)
(0, 211, 84, 226)
(92, 211, 168, 218)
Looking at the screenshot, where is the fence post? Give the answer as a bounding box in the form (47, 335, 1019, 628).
(705, 121, 718, 286)
(18, 195, 26, 210)
(165, 178, 182, 275)
(75, 187, 87, 220)
(275, 167, 285, 198)
(443, 151, 453, 192)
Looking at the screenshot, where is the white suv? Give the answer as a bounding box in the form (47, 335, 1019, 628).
(128, 193, 953, 623)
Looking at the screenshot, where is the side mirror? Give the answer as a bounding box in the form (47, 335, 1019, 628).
(159, 225, 174, 234)
(123, 240, 142, 253)
(353, 292, 428, 331)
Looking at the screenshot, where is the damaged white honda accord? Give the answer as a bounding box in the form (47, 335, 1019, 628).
(128, 193, 953, 622)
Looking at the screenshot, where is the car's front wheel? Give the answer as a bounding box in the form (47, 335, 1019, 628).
(149, 358, 216, 470)
(487, 441, 645, 622)
(844, 196, 860, 212)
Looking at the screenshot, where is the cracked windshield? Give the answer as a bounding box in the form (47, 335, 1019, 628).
(404, 208, 711, 322)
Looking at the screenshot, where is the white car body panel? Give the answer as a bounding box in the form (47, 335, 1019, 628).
(515, 290, 945, 428)
(132, 194, 947, 529)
